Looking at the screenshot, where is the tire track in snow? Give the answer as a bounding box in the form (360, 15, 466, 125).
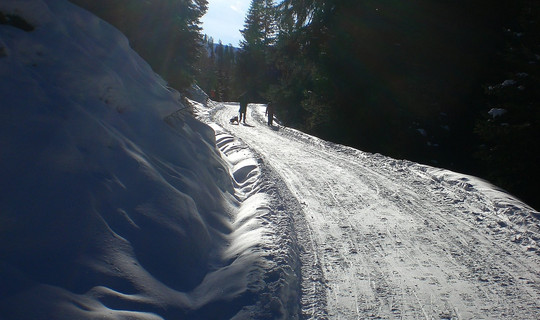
(267, 107, 540, 318)
(207, 102, 540, 319)
(197, 101, 329, 318)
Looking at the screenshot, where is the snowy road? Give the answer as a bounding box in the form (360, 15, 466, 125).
(207, 102, 540, 319)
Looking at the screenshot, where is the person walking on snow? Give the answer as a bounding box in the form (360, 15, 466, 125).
(265, 101, 275, 126)
(238, 92, 248, 124)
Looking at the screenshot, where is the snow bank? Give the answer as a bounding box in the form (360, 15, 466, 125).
(420, 167, 540, 253)
(0, 1, 298, 318)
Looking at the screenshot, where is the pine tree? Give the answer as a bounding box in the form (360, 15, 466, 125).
(268, 0, 335, 133)
(194, 36, 240, 101)
(69, 0, 208, 91)
(194, 36, 217, 98)
(240, 0, 277, 49)
(237, 0, 277, 98)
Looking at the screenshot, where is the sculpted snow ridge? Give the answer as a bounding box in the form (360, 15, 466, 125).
(0, 1, 298, 319)
(206, 114, 304, 318)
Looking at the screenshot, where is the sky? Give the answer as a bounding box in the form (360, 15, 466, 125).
(201, 0, 251, 47)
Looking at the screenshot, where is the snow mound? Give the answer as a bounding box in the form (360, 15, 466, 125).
(0, 0, 299, 318)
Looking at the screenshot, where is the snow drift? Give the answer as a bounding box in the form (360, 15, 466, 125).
(0, 0, 298, 319)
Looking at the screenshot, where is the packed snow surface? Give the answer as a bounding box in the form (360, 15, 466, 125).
(201, 102, 540, 319)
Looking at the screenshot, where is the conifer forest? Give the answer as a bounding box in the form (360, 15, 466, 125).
(72, 0, 540, 210)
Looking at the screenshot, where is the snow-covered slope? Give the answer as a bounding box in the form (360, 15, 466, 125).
(0, 1, 298, 319)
